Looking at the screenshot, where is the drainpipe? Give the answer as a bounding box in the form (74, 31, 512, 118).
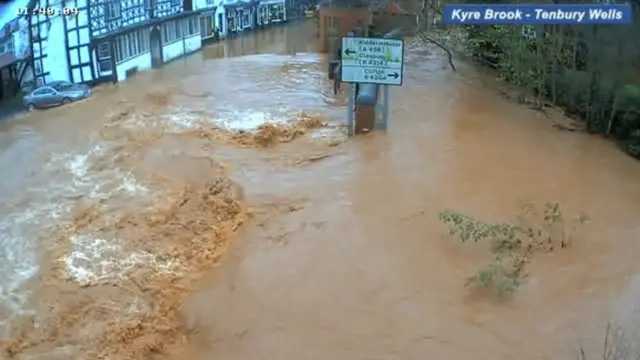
(27, 14, 36, 89)
(182, 17, 187, 56)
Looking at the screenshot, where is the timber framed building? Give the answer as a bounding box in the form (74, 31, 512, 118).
(26, 0, 202, 85)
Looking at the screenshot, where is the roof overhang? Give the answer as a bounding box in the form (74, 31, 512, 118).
(0, 53, 18, 69)
(223, 0, 258, 9)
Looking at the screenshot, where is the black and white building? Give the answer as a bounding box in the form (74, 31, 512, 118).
(26, 0, 203, 85)
(224, 0, 257, 35)
(256, 0, 286, 27)
(194, 0, 221, 44)
(0, 13, 34, 98)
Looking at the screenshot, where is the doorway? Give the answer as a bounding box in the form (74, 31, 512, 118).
(149, 26, 163, 68)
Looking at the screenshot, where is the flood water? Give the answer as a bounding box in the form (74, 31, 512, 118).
(1, 21, 640, 359)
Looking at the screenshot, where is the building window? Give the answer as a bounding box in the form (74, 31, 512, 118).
(259, 6, 269, 24)
(199, 14, 215, 38)
(176, 19, 183, 38)
(205, 0, 215, 5)
(97, 42, 112, 72)
(105, 2, 121, 19)
(34, 60, 43, 75)
(115, 29, 148, 63)
(30, 25, 39, 41)
(163, 21, 180, 43)
(185, 17, 199, 36)
(0, 41, 11, 55)
(127, 32, 138, 58)
(227, 14, 235, 32)
(137, 28, 150, 52)
(270, 4, 284, 22)
(242, 9, 250, 28)
(97, 42, 110, 58)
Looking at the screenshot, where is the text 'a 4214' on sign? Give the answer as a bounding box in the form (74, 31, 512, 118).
(358, 59, 388, 67)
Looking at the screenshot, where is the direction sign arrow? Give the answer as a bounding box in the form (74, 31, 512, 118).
(344, 48, 356, 56)
(387, 72, 399, 79)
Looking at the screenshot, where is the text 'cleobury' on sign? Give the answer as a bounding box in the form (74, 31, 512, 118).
(340, 36, 405, 86)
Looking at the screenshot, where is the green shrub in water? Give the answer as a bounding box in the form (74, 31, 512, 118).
(577, 324, 640, 360)
(439, 202, 587, 296)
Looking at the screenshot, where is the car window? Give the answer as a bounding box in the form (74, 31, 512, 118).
(32, 88, 55, 96)
(53, 83, 72, 91)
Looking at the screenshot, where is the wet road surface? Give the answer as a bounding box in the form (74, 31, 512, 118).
(1, 21, 640, 359)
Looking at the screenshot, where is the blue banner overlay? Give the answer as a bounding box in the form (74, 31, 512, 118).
(443, 4, 633, 25)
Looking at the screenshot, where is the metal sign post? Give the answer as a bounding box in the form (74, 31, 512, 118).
(339, 36, 404, 133)
(380, 85, 390, 130)
(346, 83, 355, 136)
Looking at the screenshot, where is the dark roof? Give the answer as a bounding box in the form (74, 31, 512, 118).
(223, 0, 258, 8)
(0, 53, 17, 69)
(317, 0, 370, 8)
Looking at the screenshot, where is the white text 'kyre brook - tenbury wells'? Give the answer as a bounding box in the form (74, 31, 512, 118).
(448, 7, 625, 23)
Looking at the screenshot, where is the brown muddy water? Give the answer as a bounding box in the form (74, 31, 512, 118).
(1, 21, 640, 360)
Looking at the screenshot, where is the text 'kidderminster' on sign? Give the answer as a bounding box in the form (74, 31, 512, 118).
(443, 3, 633, 24)
(340, 37, 405, 86)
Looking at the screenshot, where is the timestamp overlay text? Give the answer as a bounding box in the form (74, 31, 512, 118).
(443, 3, 633, 24)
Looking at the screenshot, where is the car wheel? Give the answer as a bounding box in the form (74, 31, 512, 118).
(62, 97, 71, 104)
(26, 103, 36, 111)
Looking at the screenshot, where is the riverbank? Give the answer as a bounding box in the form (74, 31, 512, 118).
(429, 25, 640, 159)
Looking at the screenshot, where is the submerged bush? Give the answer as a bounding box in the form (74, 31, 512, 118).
(577, 324, 640, 360)
(439, 202, 587, 296)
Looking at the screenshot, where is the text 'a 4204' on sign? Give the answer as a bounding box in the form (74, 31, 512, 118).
(363, 68, 387, 81)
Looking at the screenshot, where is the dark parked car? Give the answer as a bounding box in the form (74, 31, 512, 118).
(22, 81, 92, 111)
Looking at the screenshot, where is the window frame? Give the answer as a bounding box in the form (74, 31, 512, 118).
(0, 39, 12, 55)
(163, 21, 180, 44)
(176, 19, 183, 38)
(270, 4, 284, 21)
(185, 17, 199, 36)
(33, 87, 55, 96)
(34, 60, 42, 75)
(52, 82, 73, 91)
(115, 29, 149, 64)
(242, 9, 250, 28)
(97, 42, 110, 59)
(105, 2, 121, 20)
(98, 58, 112, 72)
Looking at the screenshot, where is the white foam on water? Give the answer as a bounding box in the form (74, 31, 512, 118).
(130, 106, 297, 135)
(0, 200, 67, 337)
(1, 138, 159, 335)
(164, 106, 202, 131)
(117, 171, 149, 196)
(64, 234, 183, 286)
(53, 143, 156, 283)
(163, 106, 285, 133)
(213, 110, 285, 132)
(310, 126, 348, 140)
